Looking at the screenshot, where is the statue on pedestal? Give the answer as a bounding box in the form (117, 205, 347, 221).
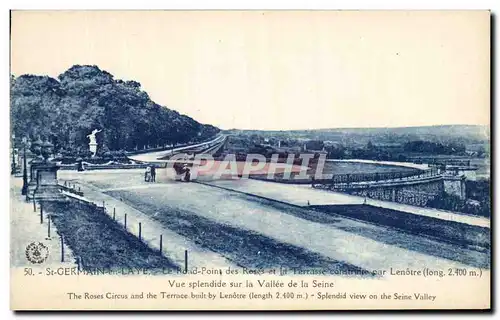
(87, 129, 102, 157)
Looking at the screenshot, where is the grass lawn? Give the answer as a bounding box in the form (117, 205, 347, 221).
(107, 190, 374, 277)
(310, 204, 490, 251)
(44, 201, 179, 272)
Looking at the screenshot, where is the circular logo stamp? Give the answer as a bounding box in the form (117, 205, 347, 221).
(25, 242, 49, 264)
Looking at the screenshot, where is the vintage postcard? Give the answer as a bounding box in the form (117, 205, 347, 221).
(9, 10, 490, 310)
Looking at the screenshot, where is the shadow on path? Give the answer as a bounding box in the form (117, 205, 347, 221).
(106, 190, 375, 277)
(225, 194, 490, 269)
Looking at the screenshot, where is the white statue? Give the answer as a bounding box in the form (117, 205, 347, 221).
(87, 129, 102, 157)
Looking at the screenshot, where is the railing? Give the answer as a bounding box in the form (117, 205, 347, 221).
(250, 168, 442, 186)
(59, 182, 84, 197)
(58, 163, 151, 171)
(325, 170, 418, 184)
(312, 168, 441, 190)
(409, 158, 471, 167)
(156, 135, 226, 159)
(125, 135, 221, 156)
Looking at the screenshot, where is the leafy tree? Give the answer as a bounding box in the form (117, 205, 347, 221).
(10, 65, 219, 153)
(305, 140, 324, 151)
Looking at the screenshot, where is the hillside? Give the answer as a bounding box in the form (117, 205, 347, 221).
(10, 65, 219, 154)
(225, 125, 490, 147)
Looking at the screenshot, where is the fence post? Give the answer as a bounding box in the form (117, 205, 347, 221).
(80, 257, 84, 271)
(61, 235, 65, 262)
(139, 222, 142, 240)
(124, 214, 127, 229)
(40, 202, 43, 224)
(185, 250, 188, 273)
(33, 197, 36, 212)
(113, 208, 116, 221)
(159, 234, 163, 253)
(47, 218, 51, 239)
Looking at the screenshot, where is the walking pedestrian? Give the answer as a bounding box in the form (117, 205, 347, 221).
(151, 165, 156, 182)
(145, 166, 151, 182)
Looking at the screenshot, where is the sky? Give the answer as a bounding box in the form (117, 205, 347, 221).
(10, 11, 490, 130)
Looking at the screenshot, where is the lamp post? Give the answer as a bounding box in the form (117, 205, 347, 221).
(26, 137, 43, 201)
(11, 134, 16, 175)
(21, 137, 28, 195)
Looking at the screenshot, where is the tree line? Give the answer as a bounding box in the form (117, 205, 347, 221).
(10, 65, 219, 156)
